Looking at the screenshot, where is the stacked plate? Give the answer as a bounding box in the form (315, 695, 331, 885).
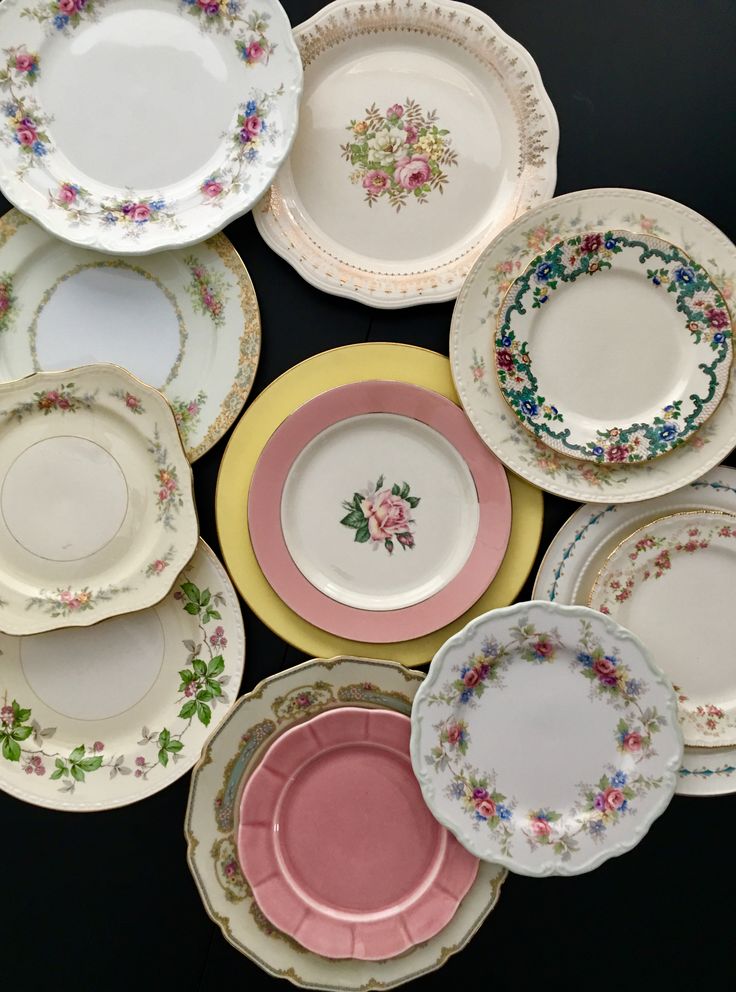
(215, 342, 544, 665)
(451, 188, 736, 505)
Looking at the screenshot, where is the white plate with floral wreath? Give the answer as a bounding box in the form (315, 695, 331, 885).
(589, 510, 736, 748)
(531, 464, 736, 797)
(254, 0, 558, 308)
(410, 602, 682, 876)
(0, 0, 302, 253)
(0, 539, 244, 811)
(451, 188, 736, 502)
(186, 655, 506, 990)
(0, 209, 260, 460)
(495, 230, 732, 463)
(0, 364, 198, 635)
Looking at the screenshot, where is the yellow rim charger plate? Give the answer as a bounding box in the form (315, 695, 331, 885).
(216, 344, 543, 666)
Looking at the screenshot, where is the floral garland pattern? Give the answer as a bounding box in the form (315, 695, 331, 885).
(25, 583, 130, 617)
(424, 617, 668, 861)
(179, 1, 277, 66)
(185, 255, 228, 327)
(0, 271, 15, 334)
(148, 426, 183, 531)
(199, 86, 283, 206)
(20, 0, 99, 33)
(171, 391, 207, 445)
(1, 577, 230, 793)
(341, 99, 457, 211)
(0, 45, 51, 176)
(593, 517, 736, 742)
(340, 474, 420, 554)
(1, 380, 95, 422)
(51, 182, 181, 238)
(495, 231, 732, 463)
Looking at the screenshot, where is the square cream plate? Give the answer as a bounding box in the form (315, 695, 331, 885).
(0, 364, 198, 635)
(0, 0, 302, 253)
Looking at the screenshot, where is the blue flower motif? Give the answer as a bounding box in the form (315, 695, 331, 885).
(460, 689, 472, 704)
(625, 678, 642, 696)
(651, 274, 662, 286)
(611, 770, 627, 788)
(449, 780, 465, 799)
(592, 445, 604, 457)
(537, 291, 549, 305)
(104, 212, 118, 225)
(714, 332, 725, 343)
(659, 424, 678, 441)
(589, 820, 606, 836)
(481, 637, 498, 659)
(3, 103, 17, 118)
(261, 120, 268, 132)
(227, 1, 241, 12)
(521, 400, 538, 417)
(604, 238, 617, 249)
(535, 262, 553, 282)
(577, 652, 593, 668)
(497, 803, 512, 821)
(245, 99, 258, 116)
(474, 810, 487, 822)
(149, 199, 165, 212)
(501, 335, 512, 347)
(603, 654, 618, 668)
(54, 13, 69, 28)
(619, 799, 629, 813)
(246, 146, 259, 162)
(673, 266, 695, 284)
(32, 140, 46, 157)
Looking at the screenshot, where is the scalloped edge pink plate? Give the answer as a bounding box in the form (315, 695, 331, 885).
(247, 380, 512, 642)
(237, 707, 479, 960)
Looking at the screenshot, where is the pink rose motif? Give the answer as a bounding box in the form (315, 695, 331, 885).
(57, 396, 71, 410)
(60, 589, 75, 605)
(187, 401, 199, 414)
(446, 724, 463, 745)
(360, 489, 411, 542)
(58, 0, 76, 13)
(404, 123, 418, 144)
(386, 103, 404, 118)
(581, 232, 603, 253)
(93, 741, 104, 752)
(475, 797, 496, 818)
(202, 179, 223, 198)
(362, 169, 390, 192)
(243, 115, 262, 139)
(593, 657, 616, 678)
(15, 53, 34, 73)
(602, 787, 625, 811)
(622, 732, 642, 752)
(135, 756, 146, 767)
(125, 393, 140, 409)
(0, 297, 8, 313)
(534, 640, 554, 658)
(463, 668, 480, 688)
(58, 183, 78, 204)
(396, 531, 414, 549)
(531, 817, 551, 837)
(394, 154, 431, 191)
(16, 123, 37, 146)
(131, 203, 151, 222)
(246, 41, 265, 62)
(152, 559, 167, 573)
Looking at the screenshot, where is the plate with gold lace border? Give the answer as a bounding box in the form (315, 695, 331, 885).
(410, 602, 682, 876)
(185, 656, 506, 990)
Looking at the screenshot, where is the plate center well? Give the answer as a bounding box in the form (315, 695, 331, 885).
(526, 268, 685, 423)
(280, 413, 480, 611)
(1, 435, 128, 561)
(38, 6, 235, 189)
(32, 264, 183, 388)
(277, 742, 443, 913)
(20, 610, 165, 720)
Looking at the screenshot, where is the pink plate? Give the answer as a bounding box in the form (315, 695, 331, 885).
(238, 707, 479, 960)
(248, 380, 512, 641)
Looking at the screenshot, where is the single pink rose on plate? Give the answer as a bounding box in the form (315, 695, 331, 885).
(202, 178, 223, 198)
(602, 787, 625, 811)
(244, 115, 262, 139)
(394, 155, 431, 191)
(15, 53, 34, 73)
(463, 668, 480, 688)
(362, 169, 391, 192)
(131, 204, 151, 222)
(246, 41, 265, 62)
(446, 724, 463, 744)
(16, 124, 37, 146)
(475, 797, 496, 818)
(530, 817, 552, 837)
(360, 488, 412, 542)
(58, 0, 77, 13)
(386, 103, 404, 118)
(592, 657, 616, 677)
(622, 732, 642, 752)
(534, 639, 554, 658)
(57, 182, 78, 204)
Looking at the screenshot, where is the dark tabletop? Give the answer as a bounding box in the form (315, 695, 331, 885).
(3, 0, 735, 988)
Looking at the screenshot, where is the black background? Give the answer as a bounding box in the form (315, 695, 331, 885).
(2, 1, 736, 988)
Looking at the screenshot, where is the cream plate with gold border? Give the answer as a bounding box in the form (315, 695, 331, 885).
(255, 0, 558, 307)
(185, 656, 506, 990)
(0, 364, 198, 635)
(0, 209, 260, 461)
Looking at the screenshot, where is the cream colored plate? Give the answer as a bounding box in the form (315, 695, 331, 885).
(255, 0, 557, 307)
(186, 656, 506, 990)
(0, 364, 198, 635)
